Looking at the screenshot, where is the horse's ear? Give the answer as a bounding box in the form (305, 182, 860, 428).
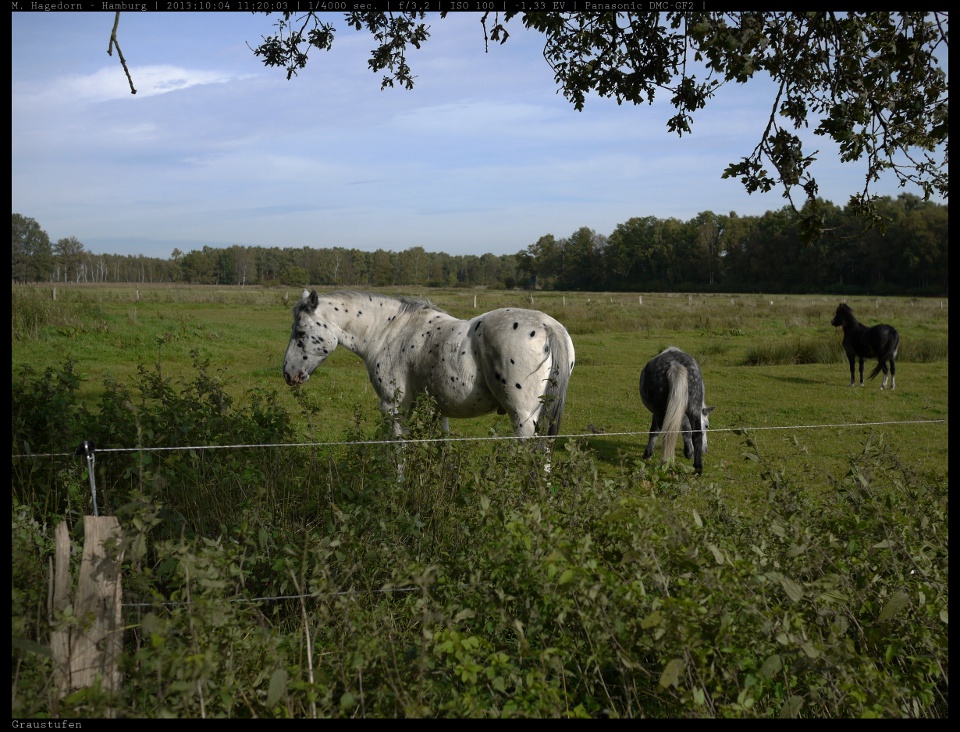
(308, 290, 319, 309)
(300, 288, 310, 301)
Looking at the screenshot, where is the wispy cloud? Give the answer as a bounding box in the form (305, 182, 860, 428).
(14, 64, 244, 109)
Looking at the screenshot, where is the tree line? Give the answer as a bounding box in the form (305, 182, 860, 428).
(11, 194, 948, 296)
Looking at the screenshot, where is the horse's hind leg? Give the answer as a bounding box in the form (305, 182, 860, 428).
(510, 408, 554, 475)
(880, 360, 896, 390)
(643, 414, 661, 460)
(858, 357, 866, 387)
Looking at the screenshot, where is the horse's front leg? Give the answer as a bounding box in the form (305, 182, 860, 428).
(380, 400, 408, 481)
(681, 416, 695, 459)
(691, 434, 705, 475)
(845, 355, 856, 387)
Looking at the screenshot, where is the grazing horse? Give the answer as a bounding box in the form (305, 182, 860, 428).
(831, 303, 899, 390)
(283, 290, 576, 439)
(639, 347, 714, 474)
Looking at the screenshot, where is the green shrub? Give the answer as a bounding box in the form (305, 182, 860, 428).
(11, 354, 947, 718)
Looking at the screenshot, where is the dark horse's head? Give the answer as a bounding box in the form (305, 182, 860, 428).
(831, 303, 855, 329)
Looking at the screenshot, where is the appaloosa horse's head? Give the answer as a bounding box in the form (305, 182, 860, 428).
(282, 289, 338, 386)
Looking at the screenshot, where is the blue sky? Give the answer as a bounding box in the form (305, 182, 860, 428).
(11, 11, 947, 259)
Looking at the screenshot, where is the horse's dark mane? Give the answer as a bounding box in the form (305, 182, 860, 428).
(835, 302, 858, 324)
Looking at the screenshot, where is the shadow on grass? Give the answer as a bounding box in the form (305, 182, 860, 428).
(760, 373, 830, 386)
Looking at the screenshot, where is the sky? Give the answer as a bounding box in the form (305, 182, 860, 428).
(11, 10, 948, 260)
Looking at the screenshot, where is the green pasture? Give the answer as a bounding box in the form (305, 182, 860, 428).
(11, 284, 948, 507)
(10, 284, 949, 718)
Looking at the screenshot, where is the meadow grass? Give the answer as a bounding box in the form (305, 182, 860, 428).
(11, 284, 949, 718)
(11, 284, 948, 512)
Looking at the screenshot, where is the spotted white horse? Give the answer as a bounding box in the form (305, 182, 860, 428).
(283, 290, 575, 448)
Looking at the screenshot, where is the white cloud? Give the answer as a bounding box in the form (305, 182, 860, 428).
(14, 64, 246, 109)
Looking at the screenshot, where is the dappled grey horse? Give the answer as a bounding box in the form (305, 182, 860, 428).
(639, 346, 714, 474)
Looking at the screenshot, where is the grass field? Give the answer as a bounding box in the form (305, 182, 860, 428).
(11, 284, 948, 508)
(11, 283, 949, 718)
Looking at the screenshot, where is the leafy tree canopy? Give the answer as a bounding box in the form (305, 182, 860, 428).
(246, 11, 947, 239)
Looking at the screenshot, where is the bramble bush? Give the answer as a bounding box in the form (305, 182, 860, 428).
(11, 361, 948, 717)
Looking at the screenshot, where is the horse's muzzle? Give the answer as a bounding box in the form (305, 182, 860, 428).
(284, 370, 308, 386)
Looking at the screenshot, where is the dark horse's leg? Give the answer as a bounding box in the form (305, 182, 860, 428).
(877, 361, 889, 389)
(689, 415, 705, 474)
(681, 415, 695, 459)
(844, 353, 857, 387)
(888, 358, 896, 390)
(643, 413, 662, 459)
(857, 356, 866, 387)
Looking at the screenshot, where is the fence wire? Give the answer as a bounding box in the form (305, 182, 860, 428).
(9, 418, 948, 459)
(14, 417, 947, 609)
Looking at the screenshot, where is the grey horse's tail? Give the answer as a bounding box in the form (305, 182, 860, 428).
(660, 362, 689, 462)
(540, 325, 574, 436)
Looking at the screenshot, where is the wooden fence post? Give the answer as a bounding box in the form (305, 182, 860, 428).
(50, 516, 124, 716)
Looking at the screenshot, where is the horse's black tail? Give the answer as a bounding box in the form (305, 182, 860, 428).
(541, 325, 575, 436)
(660, 362, 689, 463)
(868, 328, 900, 380)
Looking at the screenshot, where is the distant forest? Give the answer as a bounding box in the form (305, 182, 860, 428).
(12, 194, 948, 296)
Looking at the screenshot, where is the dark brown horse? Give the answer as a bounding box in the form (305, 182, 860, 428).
(831, 303, 900, 390)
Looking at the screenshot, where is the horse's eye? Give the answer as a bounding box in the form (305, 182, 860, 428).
(296, 330, 305, 339)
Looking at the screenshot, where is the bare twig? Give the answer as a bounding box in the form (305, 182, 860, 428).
(107, 12, 137, 95)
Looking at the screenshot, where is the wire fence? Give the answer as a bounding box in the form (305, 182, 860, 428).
(14, 417, 947, 609)
(10, 418, 948, 459)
